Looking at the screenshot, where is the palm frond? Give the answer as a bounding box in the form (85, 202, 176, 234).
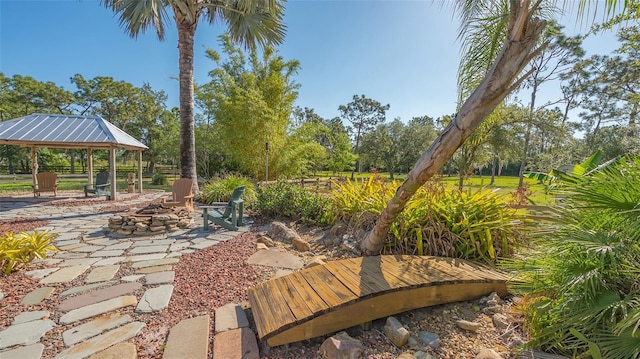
(100, 0, 171, 40)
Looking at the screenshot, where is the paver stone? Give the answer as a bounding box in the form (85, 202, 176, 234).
(59, 258, 101, 267)
(0, 319, 55, 349)
(40, 265, 90, 284)
(88, 342, 137, 359)
(21, 287, 55, 305)
(145, 271, 175, 285)
(120, 275, 144, 282)
(135, 285, 174, 313)
(85, 265, 120, 283)
(71, 245, 105, 253)
(58, 282, 142, 312)
(90, 250, 124, 258)
(128, 245, 169, 254)
(13, 310, 50, 325)
(135, 265, 173, 274)
(126, 253, 166, 262)
(60, 282, 115, 297)
(59, 296, 138, 324)
(215, 303, 249, 333)
(24, 267, 60, 279)
(54, 321, 144, 359)
(131, 258, 179, 269)
(63, 313, 133, 347)
(162, 315, 209, 359)
(0, 343, 45, 359)
(213, 327, 259, 359)
(246, 249, 304, 269)
(93, 257, 125, 266)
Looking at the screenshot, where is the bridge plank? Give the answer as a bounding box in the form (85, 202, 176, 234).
(283, 273, 327, 314)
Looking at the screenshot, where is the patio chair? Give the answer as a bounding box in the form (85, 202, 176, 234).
(84, 171, 111, 198)
(201, 186, 246, 231)
(32, 172, 58, 197)
(162, 178, 194, 212)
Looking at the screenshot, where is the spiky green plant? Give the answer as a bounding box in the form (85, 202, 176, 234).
(509, 154, 640, 358)
(332, 176, 526, 263)
(0, 230, 58, 275)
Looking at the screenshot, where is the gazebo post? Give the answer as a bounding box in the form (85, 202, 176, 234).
(31, 146, 38, 189)
(109, 146, 117, 201)
(87, 148, 94, 189)
(137, 150, 143, 193)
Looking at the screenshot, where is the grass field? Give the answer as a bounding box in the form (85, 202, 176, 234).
(0, 176, 172, 193)
(1, 173, 553, 205)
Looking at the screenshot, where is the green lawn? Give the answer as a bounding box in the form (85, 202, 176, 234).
(0, 177, 172, 193)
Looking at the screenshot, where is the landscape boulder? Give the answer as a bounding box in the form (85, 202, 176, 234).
(268, 222, 301, 244)
(319, 331, 365, 359)
(383, 317, 410, 347)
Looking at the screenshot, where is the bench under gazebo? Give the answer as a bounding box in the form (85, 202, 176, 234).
(0, 113, 148, 200)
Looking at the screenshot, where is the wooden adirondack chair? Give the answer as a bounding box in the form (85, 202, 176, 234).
(162, 178, 194, 212)
(202, 186, 246, 231)
(84, 171, 111, 198)
(32, 172, 58, 197)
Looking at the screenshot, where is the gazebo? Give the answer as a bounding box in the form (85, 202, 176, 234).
(0, 113, 148, 200)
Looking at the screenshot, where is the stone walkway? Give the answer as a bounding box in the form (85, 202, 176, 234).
(0, 192, 255, 359)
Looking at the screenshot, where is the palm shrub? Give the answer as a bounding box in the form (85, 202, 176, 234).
(255, 181, 333, 226)
(332, 176, 526, 263)
(510, 155, 640, 358)
(198, 174, 256, 206)
(0, 230, 58, 275)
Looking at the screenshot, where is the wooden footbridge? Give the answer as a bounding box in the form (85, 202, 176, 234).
(248, 255, 510, 346)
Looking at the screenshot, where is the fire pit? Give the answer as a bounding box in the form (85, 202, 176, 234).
(108, 204, 193, 235)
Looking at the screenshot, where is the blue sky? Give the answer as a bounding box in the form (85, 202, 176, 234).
(0, 0, 623, 123)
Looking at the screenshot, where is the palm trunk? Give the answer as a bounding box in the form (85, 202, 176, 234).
(361, 4, 546, 255)
(177, 19, 199, 194)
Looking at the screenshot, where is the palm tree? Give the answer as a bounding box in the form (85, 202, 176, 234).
(100, 0, 286, 193)
(360, 0, 631, 254)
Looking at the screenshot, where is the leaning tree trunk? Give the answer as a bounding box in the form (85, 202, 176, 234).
(176, 15, 200, 194)
(361, 2, 546, 255)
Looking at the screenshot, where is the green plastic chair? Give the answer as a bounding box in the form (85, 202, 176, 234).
(202, 186, 246, 231)
(84, 171, 111, 198)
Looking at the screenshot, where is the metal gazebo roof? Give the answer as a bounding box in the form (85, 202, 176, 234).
(0, 113, 148, 150)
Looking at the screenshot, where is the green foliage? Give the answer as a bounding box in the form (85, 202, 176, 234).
(0, 230, 58, 275)
(196, 35, 300, 179)
(510, 154, 640, 358)
(332, 176, 525, 263)
(152, 172, 167, 185)
(255, 181, 333, 226)
(198, 174, 256, 206)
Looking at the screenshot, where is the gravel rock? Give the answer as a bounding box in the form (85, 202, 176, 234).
(415, 351, 436, 359)
(456, 319, 481, 332)
(418, 331, 440, 349)
(397, 352, 417, 359)
(492, 313, 509, 329)
(476, 348, 504, 359)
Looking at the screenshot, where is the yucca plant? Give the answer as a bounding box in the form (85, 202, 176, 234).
(332, 176, 526, 263)
(0, 230, 58, 275)
(508, 154, 640, 358)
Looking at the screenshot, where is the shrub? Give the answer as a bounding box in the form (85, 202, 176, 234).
(510, 155, 640, 358)
(152, 172, 167, 185)
(255, 181, 333, 226)
(0, 230, 58, 275)
(332, 176, 526, 263)
(198, 174, 256, 206)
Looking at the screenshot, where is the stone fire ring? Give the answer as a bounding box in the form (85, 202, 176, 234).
(108, 206, 193, 236)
